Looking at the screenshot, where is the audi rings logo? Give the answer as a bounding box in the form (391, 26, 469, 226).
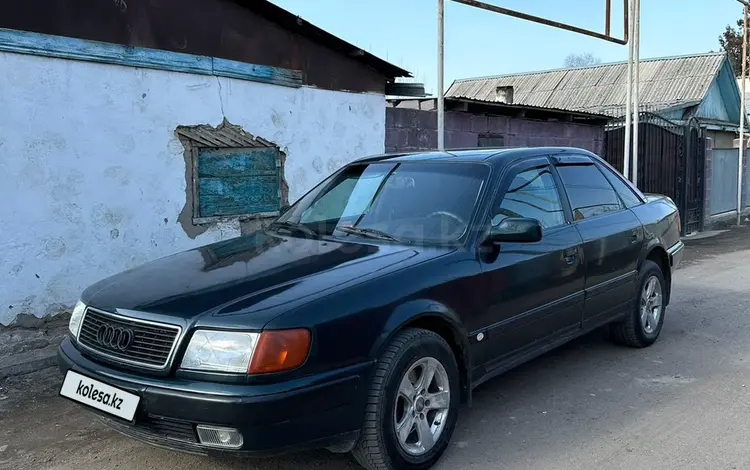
(96, 324, 135, 351)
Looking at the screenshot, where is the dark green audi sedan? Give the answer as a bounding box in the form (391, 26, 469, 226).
(59, 147, 683, 470)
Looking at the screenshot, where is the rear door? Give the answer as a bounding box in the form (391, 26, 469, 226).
(475, 157, 585, 369)
(553, 156, 644, 330)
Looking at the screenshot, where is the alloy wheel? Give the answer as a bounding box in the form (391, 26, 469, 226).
(640, 275, 663, 334)
(393, 357, 451, 456)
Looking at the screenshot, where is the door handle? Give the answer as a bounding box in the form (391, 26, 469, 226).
(629, 230, 639, 243)
(563, 247, 578, 265)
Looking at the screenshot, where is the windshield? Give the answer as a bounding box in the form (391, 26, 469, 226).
(277, 162, 489, 244)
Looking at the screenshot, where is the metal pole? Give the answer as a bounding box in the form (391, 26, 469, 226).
(449, 0, 627, 44)
(437, 0, 445, 151)
(739, 4, 747, 225)
(624, 0, 634, 179)
(605, 0, 611, 36)
(632, 0, 640, 188)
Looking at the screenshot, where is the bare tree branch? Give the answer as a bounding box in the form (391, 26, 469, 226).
(563, 53, 602, 68)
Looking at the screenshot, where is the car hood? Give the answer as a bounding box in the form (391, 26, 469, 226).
(82, 231, 434, 325)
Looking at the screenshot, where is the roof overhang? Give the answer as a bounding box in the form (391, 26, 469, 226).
(233, 0, 411, 79)
(388, 97, 610, 123)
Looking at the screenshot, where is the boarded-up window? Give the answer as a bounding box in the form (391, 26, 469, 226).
(196, 147, 281, 217)
(176, 121, 286, 223)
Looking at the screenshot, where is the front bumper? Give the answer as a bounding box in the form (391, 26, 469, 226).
(58, 338, 369, 456)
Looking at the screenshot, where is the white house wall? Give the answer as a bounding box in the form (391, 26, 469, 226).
(0, 50, 385, 325)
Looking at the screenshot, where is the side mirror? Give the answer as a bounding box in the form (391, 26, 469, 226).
(279, 205, 291, 215)
(489, 217, 542, 243)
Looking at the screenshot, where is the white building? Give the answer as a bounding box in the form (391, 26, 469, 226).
(0, 1, 414, 325)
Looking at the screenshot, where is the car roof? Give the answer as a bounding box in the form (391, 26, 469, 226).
(354, 147, 598, 166)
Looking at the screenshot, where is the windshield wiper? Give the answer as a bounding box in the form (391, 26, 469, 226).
(336, 226, 402, 242)
(270, 221, 318, 237)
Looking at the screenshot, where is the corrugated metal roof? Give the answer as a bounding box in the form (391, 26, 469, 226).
(175, 120, 275, 148)
(447, 53, 726, 117)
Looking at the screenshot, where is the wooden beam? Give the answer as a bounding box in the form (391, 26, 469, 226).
(0, 28, 303, 88)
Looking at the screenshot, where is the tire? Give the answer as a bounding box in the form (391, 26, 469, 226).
(352, 328, 460, 470)
(610, 260, 667, 348)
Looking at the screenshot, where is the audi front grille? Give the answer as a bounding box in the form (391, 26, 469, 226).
(77, 307, 181, 369)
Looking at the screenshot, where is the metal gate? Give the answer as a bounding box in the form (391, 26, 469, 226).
(680, 119, 705, 234)
(710, 149, 740, 215)
(604, 113, 704, 235)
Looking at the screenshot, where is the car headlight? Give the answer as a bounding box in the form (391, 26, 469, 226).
(181, 331, 260, 373)
(69, 300, 87, 338)
(181, 329, 310, 374)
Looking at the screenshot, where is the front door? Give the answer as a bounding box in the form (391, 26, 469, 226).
(554, 161, 644, 330)
(475, 158, 585, 371)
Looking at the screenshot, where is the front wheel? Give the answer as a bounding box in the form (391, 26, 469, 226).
(610, 260, 667, 348)
(352, 328, 460, 470)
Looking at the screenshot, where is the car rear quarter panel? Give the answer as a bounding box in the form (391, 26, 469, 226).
(630, 195, 681, 264)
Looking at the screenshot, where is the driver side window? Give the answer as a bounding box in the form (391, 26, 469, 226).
(493, 166, 566, 229)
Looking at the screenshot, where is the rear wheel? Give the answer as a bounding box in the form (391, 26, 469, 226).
(610, 260, 666, 348)
(352, 328, 459, 470)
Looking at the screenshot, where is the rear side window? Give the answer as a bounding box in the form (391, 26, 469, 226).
(598, 164, 643, 208)
(556, 164, 622, 220)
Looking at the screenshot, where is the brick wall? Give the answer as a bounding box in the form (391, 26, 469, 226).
(385, 108, 605, 155)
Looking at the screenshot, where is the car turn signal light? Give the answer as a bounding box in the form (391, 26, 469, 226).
(248, 329, 311, 374)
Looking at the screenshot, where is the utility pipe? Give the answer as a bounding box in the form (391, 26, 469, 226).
(437, 0, 445, 151)
(632, 0, 640, 187)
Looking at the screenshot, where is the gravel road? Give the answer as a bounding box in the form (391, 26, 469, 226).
(2, 228, 750, 470)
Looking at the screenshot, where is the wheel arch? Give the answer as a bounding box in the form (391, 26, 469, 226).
(371, 300, 473, 405)
(642, 245, 671, 304)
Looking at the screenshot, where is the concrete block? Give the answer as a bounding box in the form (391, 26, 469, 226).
(539, 121, 564, 137)
(470, 115, 489, 133)
(392, 108, 418, 128)
(418, 110, 437, 130)
(385, 128, 401, 149)
(385, 108, 395, 129)
(0, 344, 60, 379)
(0, 320, 68, 379)
(509, 118, 543, 136)
(446, 131, 477, 149)
(406, 110, 420, 129)
(444, 112, 458, 131)
(529, 136, 554, 147)
(446, 112, 472, 132)
(405, 127, 421, 148)
(487, 115, 509, 133)
(505, 135, 529, 147)
(417, 129, 438, 150)
(508, 118, 522, 136)
(460, 114, 474, 132)
(569, 123, 593, 139)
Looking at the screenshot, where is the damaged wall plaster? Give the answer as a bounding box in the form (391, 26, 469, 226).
(175, 120, 290, 239)
(0, 50, 385, 325)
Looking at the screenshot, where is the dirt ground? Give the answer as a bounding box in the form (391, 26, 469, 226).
(2, 226, 750, 470)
